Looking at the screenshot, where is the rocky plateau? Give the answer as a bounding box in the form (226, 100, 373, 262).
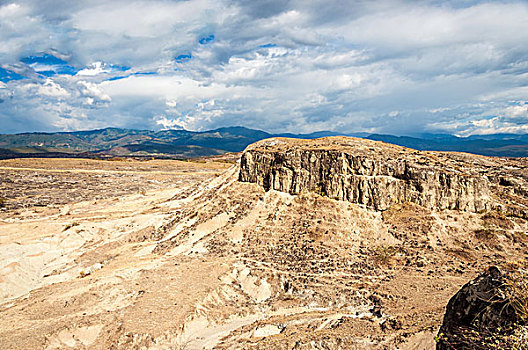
(240, 137, 528, 215)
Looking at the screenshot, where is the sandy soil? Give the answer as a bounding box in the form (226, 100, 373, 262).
(0, 157, 527, 349)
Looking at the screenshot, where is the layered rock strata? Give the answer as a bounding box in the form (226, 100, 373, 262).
(240, 137, 496, 212)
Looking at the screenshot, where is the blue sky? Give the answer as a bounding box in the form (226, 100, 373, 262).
(0, 0, 527, 135)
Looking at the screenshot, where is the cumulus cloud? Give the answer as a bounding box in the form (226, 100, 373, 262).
(78, 81, 111, 103)
(77, 62, 109, 76)
(37, 79, 70, 97)
(1, 0, 528, 135)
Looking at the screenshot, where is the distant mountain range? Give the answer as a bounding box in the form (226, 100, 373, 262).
(1, 126, 528, 159)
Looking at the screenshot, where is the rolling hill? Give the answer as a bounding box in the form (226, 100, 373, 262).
(1, 126, 528, 159)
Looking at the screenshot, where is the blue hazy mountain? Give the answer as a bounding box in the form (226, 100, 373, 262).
(1, 126, 528, 159)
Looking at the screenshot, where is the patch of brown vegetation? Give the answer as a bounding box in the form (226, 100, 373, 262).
(481, 210, 515, 229)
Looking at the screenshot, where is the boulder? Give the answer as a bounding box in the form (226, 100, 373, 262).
(437, 266, 527, 349)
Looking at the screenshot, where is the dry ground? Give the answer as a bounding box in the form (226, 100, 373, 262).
(0, 158, 229, 213)
(0, 157, 527, 349)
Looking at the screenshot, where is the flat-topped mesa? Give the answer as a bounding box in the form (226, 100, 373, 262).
(239, 137, 493, 212)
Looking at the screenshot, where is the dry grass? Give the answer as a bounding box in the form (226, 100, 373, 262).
(506, 231, 528, 244)
(503, 261, 528, 323)
(481, 210, 514, 230)
(457, 262, 528, 349)
(62, 222, 80, 232)
(372, 245, 398, 266)
(382, 202, 434, 239)
(473, 210, 516, 244)
(474, 228, 501, 241)
(437, 263, 528, 349)
(441, 326, 528, 350)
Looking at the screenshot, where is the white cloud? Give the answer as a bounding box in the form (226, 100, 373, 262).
(165, 100, 177, 108)
(328, 2, 528, 51)
(1, 0, 528, 136)
(155, 116, 187, 130)
(77, 62, 109, 76)
(71, 0, 212, 37)
(37, 79, 70, 97)
(0, 3, 51, 61)
(78, 81, 111, 102)
(0, 3, 22, 17)
(501, 104, 528, 120)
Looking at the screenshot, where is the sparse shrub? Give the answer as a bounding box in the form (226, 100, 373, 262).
(503, 261, 528, 323)
(474, 228, 500, 241)
(481, 210, 514, 229)
(372, 245, 397, 266)
(277, 290, 295, 301)
(0, 197, 6, 208)
(474, 210, 518, 245)
(310, 183, 324, 196)
(438, 325, 528, 350)
(63, 222, 79, 231)
(382, 202, 433, 238)
(212, 159, 236, 164)
(445, 248, 474, 261)
(507, 231, 528, 244)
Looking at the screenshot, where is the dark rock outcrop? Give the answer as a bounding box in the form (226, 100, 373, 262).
(437, 266, 527, 349)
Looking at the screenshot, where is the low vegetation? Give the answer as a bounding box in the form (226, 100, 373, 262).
(372, 245, 398, 266)
(473, 228, 500, 241)
(63, 222, 80, 232)
(481, 210, 514, 229)
(503, 261, 528, 323)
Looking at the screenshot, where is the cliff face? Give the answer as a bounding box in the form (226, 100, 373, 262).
(239, 137, 526, 213)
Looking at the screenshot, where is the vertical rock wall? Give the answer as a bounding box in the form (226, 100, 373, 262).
(239, 139, 492, 212)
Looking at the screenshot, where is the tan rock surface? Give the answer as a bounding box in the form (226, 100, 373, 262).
(240, 137, 528, 214)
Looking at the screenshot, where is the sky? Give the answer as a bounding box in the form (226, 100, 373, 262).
(0, 0, 527, 136)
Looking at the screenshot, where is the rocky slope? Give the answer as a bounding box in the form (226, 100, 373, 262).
(1, 139, 528, 349)
(240, 137, 528, 215)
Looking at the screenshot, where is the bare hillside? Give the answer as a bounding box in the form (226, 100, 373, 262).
(1, 138, 527, 349)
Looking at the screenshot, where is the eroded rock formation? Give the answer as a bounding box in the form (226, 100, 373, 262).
(240, 137, 497, 212)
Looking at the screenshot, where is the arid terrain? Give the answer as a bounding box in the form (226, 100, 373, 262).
(1, 137, 527, 349)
